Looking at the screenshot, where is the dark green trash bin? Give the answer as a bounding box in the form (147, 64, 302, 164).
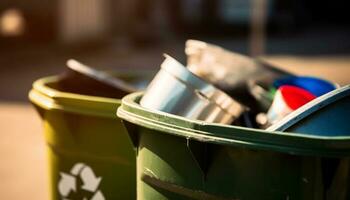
(117, 92, 350, 200)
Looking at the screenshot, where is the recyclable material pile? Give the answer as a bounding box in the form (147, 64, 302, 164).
(59, 39, 348, 135)
(140, 39, 348, 136)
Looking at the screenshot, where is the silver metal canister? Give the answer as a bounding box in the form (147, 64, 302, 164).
(140, 54, 245, 124)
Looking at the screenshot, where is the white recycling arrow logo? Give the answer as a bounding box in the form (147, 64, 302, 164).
(58, 163, 105, 200)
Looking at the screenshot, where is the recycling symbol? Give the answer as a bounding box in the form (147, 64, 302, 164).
(58, 163, 105, 200)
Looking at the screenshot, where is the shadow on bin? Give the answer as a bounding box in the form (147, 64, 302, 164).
(29, 71, 152, 200)
(118, 92, 350, 200)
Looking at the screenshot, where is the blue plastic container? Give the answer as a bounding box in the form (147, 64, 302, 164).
(274, 76, 336, 97)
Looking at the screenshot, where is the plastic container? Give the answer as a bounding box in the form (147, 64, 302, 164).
(268, 85, 350, 136)
(266, 85, 316, 124)
(273, 76, 337, 97)
(29, 72, 151, 200)
(118, 92, 350, 200)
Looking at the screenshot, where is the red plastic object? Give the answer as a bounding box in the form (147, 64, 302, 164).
(280, 85, 316, 110)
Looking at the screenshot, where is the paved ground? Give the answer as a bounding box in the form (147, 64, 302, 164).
(0, 103, 48, 200)
(262, 55, 350, 86)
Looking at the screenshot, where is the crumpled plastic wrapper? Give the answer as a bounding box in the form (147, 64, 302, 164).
(185, 39, 291, 112)
(186, 40, 265, 88)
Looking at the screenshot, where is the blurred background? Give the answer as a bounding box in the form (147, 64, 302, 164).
(0, 0, 349, 199)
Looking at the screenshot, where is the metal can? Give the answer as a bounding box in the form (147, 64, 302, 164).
(140, 54, 245, 124)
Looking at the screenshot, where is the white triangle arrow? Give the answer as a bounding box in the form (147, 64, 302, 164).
(70, 163, 86, 176)
(80, 166, 102, 192)
(58, 173, 76, 197)
(90, 190, 105, 200)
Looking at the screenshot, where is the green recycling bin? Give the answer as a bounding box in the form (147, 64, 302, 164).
(29, 73, 148, 200)
(117, 92, 350, 200)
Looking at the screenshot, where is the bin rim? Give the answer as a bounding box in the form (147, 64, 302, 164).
(117, 92, 350, 157)
(29, 75, 121, 118)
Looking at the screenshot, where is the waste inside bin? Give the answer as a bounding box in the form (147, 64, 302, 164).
(268, 84, 350, 136)
(140, 54, 245, 124)
(265, 85, 316, 125)
(29, 71, 152, 200)
(185, 40, 292, 113)
(118, 92, 350, 200)
(66, 59, 139, 93)
(273, 76, 337, 97)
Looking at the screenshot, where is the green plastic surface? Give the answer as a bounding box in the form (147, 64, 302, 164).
(118, 92, 350, 200)
(29, 76, 137, 200)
